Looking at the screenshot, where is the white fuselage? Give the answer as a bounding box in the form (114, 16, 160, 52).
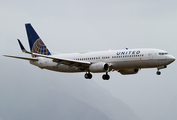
(30, 48, 175, 73)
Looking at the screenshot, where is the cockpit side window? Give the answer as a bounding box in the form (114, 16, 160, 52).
(159, 53, 168, 55)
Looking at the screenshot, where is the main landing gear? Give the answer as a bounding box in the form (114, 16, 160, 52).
(84, 72, 92, 79)
(102, 72, 110, 80)
(84, 72, 110, 80)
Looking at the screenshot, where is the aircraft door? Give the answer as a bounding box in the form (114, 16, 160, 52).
(149, 51, 153, 60)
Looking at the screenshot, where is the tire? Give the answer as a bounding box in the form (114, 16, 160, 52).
(156, 71, 161, 75)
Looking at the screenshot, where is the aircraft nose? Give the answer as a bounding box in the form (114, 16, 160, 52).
(167, 55, 175, 63)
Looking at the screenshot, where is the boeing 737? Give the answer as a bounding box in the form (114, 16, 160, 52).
(4, 24, 175, 80)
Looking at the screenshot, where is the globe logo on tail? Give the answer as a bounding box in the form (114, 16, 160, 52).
(32, 39, 51, 57)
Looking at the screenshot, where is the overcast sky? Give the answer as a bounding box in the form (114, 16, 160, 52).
(1, 0, 177, 120)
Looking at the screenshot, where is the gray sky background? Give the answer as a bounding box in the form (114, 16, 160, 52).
(1, 0, 177, 120)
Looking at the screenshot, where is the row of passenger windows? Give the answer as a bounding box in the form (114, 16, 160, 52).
(75, 57, 100, 61)
(74, 54, 144, 61)
(112, 54, 144, 58)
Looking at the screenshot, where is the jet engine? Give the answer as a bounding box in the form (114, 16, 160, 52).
(119, 69, 139, 75)
(89, 62, 109, 73)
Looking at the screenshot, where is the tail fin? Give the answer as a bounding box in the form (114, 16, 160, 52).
(25, 23, 51, 57)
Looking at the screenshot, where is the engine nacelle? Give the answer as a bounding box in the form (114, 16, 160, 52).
(119, 69, 139, 75)
(89, 62, 109, 73)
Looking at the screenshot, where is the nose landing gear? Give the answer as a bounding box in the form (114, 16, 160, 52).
(156, 65, 167, 75)
(156, 70, 161, 75)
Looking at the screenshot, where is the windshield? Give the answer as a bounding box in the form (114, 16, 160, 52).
(159, 53, 168, 55)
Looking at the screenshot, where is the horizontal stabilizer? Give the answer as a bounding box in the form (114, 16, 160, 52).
(3, 55, 38, 61)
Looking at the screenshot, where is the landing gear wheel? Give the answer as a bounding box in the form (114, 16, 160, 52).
(85, 74, 89, 79)
(102, 74, 110, 80)
(84, 72, 92, 79)
(88, 73, 92, 79)
(156, 71, 161, 75)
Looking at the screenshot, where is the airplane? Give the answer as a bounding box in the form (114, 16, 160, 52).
(4, 23, 175, 80)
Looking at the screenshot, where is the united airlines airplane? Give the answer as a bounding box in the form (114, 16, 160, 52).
(4, 24, 175, 80)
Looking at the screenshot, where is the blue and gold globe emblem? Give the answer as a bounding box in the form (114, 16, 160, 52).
(32, 39, 51, 57)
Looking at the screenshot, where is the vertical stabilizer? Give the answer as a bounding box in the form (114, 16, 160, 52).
(25, 23, 51, 57)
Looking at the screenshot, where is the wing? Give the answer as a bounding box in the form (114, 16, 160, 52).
(4, 54, 90, 71)
(30, 53, 91, 71)
(5, 39, 91, 71)
(18, 39, 91, 70)
(3, 55, 38, 61)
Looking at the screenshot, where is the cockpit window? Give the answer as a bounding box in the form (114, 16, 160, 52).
(159, 53, 168, 55)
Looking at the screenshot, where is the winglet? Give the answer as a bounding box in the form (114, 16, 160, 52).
(17, 39, 31, 54)
(17, 39, 26, 52)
